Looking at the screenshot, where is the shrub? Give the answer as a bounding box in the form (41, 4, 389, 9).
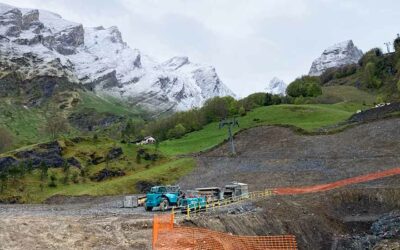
(167, 123, 186, 139)
(264, 93, 284, 106)
(202, 96, 237, 122)
(264, 93, 273, 105)
(320, 68, 336, 84)
(364, 62, 382, 88)
(397, 79, 400, 92)
(0, 171, 8, 193)
(359, 48, 382, 67)
(238, 106, 246, 116)
(293, 96, 305, 104)
(286, 76, 322, 97)
(335, 64, 358, 78)
(48, 174, 57, 188)
(240, 93, 265, 109)
(72, 172, 79, 184)
(0, 127, 14, 153)
(394, 37, 400, 52)
(136, 153, 142, 164)
(39, 162, 48, 181)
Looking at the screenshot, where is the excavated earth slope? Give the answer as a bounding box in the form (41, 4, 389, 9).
(179, 118, 400, 189)
(178, 118, 400, 249)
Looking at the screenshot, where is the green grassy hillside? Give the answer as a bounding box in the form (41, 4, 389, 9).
(0, 135, 195, 203)
(1, 102, 364, 203)
(319, 86, 376, 105)
(0, 91, 144, 148)
(158, 102, 364, 155)
(0, 98, 46, 145)
(1, 157, 194, 203)
(77, 91, 143, 117)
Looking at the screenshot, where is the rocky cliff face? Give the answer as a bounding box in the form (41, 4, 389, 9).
(309, 40, 363, 76)
(0, 3, 235, 112)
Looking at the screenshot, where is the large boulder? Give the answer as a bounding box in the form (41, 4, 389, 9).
(107, 147, 123, 160)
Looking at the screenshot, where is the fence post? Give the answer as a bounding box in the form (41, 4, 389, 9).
(186, 205, 190, 219)
(152, 215, 158, 249)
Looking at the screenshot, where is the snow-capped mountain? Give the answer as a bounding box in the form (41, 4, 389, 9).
(265, 77, 287, 95)
(309, 40, 363, 76)
(0, 3, 234, 112)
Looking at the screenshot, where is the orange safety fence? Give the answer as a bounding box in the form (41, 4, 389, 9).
(274, 167, 400, 195)
(153, 214, 297, 250)
(152, 168, 400, 249)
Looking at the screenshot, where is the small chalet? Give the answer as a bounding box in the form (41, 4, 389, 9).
(136, 136, 156, 145)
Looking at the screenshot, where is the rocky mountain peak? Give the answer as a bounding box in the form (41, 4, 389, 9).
(309, 40, 363, 76)
(0, 3, 235, 113)
(266, 77, 287, 95)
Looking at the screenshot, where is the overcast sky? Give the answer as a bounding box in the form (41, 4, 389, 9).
(4, 0, 400, 96)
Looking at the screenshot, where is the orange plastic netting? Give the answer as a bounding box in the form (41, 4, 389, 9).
(273, 167, 400, 195)
(152, 168, 400, 249)
(153, 214, 297, 250)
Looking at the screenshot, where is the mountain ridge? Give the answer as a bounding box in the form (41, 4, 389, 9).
(0, 2, 235, 112)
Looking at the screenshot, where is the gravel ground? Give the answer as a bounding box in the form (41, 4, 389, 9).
(0, 196, 160, 250)
(0, 195, 151, 217)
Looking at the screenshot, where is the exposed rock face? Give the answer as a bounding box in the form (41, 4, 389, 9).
(68, 108, 125, 131)
(107, 147, 123, 160)
(309, 40, 363, 76)
(0, 141, 84, 171)
(0, 156, 18, 171)
(0, 3, 235, 112)
(90, 168, 125, 182)
(13, 141, 65, 168)
(335, 211, 400, 249)
(265, 77, 287, 95)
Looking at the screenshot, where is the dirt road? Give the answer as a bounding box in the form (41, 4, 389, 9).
(0, 196, 158, 250)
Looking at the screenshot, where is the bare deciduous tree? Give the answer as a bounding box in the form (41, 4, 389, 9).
(41, 109, 69, 140)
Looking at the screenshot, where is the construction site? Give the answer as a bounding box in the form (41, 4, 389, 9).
(0, 117, 399, 249)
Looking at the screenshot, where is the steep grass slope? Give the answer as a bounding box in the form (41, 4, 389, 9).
(0, 136, 195, 203)
(159, 103, 364, 155)
(0, 90, 144, 148)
